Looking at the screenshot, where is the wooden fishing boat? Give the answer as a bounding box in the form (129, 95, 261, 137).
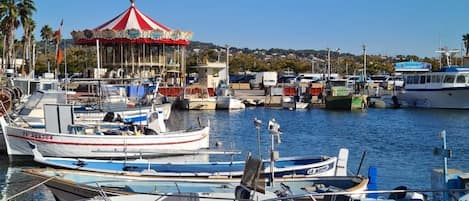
(31, 143, 347, 178)
(22, 163, 368, 201)
(0, 109, 209, 158)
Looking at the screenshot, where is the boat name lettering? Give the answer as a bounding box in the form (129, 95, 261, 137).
(306, 165, 330, 175)
(23, 133, 53, 140)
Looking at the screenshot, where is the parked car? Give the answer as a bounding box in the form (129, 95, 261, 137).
(278, 75, 296, 84)
(369, 75, 389, 87)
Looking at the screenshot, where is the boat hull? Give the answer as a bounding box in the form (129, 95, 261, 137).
(325, 95, 365, 110)
(399, 88, 469, 109)
(34, 152, 339, 177)
(216, 96, 245, 110)
(183, 98, 217, 110)
(1, 117, 209, 157)
(23, 168, 368, 201)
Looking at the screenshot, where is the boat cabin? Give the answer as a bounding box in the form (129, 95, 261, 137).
(404, 67, 469, 89)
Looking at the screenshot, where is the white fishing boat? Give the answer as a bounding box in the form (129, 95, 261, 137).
(181, 87, 217, 110)
(12, 90, 171, 129)
(0, 108, 209, 158)
(282, 96, 309, 110)
(398, 67, 469, 109)
(215, 84, 245, 110)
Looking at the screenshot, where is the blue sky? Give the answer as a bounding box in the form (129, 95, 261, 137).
(32, 0, 469, 57)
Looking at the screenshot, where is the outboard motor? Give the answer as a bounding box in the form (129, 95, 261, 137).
(103, 112, 115, 122)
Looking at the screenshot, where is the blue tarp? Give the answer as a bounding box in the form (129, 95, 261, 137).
(127, 85, 145, 97)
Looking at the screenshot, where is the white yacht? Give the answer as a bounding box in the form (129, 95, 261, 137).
(398, 67, 469, 109)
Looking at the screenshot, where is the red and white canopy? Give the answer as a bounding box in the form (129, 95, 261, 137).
(95, 3, 170, 32)
(72, 2, 192, 45)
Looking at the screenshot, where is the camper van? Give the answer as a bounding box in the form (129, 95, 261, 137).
(249, 71, 278, 89)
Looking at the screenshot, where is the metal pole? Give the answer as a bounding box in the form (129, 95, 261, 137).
(271, 133, 275, 187)
(311, 59, 314, 73)
(363, 45, 367, 80)
(254, 117, 262, 160)
(327, 48, 331, 81)
(64, 39, 68, 104)
(226, 45, 230, 86)
(440, 130, 449, 201)
(96, 39, 100, 79)
(257, 124, 261, 159)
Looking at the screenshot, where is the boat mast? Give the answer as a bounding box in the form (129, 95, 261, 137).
(363, 45, 367, 82)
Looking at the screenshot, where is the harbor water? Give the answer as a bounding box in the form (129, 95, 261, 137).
(1, 107, 469, 200)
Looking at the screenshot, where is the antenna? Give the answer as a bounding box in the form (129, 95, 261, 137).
(435, 47, 459, 67)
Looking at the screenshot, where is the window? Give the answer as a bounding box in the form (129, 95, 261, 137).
(456, 75, 466, 83)
(431, 75, 441, 83)
(443, 75, 455, 83)
(419, 76, 426, 84)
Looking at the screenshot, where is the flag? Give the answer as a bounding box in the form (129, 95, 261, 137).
(56, 48, 63, 65)
(54, 19, 63, 44)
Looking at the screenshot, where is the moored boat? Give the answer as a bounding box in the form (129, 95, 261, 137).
(22, 160, 368, 201)
(398, 67, 469, 109)
(0, 109, 209, 158)
(31, 143, 346, 178)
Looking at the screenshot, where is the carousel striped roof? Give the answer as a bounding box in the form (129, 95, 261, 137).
(95, 2, 171, 32)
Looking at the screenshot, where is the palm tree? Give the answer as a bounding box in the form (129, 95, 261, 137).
(18, 0, 35, 75)
(40, 24, 53, 55)
(0, 0, 35, 71)
(463, 33, 469, 56)
(20, 17, 34, 75)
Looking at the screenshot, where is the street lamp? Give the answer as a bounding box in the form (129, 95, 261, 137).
(225, 44, 230, 85)
(362, 45, 367, 81)
(336, 48, 341, 74)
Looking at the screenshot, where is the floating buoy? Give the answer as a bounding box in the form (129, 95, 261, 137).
(215, 141, 223, 148)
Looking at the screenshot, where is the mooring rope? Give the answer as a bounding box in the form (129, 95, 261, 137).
(3, 177, 55, 201)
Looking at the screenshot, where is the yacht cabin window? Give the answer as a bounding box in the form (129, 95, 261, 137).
(456, 75, 466, 84)
(419, 76, 426, 84)
(443, 75, 455, 84)
(431, 75, 441, 83)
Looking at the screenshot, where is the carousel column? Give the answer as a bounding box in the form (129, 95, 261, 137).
(120, 43, 124, 79)
(131, 43, 135, 77)
(149, 45, 153, 77)
(163, 44, 166, 85)
(96, 39, 100, 79)
(181, 45, 186, 87)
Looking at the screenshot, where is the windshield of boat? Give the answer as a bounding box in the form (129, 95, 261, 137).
(19, 91, 66, 115)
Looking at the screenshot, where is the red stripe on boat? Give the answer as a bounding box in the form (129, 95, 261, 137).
(8, 134, 208, 146)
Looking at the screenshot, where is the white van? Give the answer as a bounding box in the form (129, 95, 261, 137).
(250, 72, 278, 89)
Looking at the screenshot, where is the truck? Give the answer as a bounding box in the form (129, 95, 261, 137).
(249, 71, 278, 89)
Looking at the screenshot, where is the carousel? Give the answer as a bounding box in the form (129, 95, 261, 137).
(71, 0, 192, 86)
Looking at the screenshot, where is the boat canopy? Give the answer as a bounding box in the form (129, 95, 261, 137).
(394, 61, 431, 72)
